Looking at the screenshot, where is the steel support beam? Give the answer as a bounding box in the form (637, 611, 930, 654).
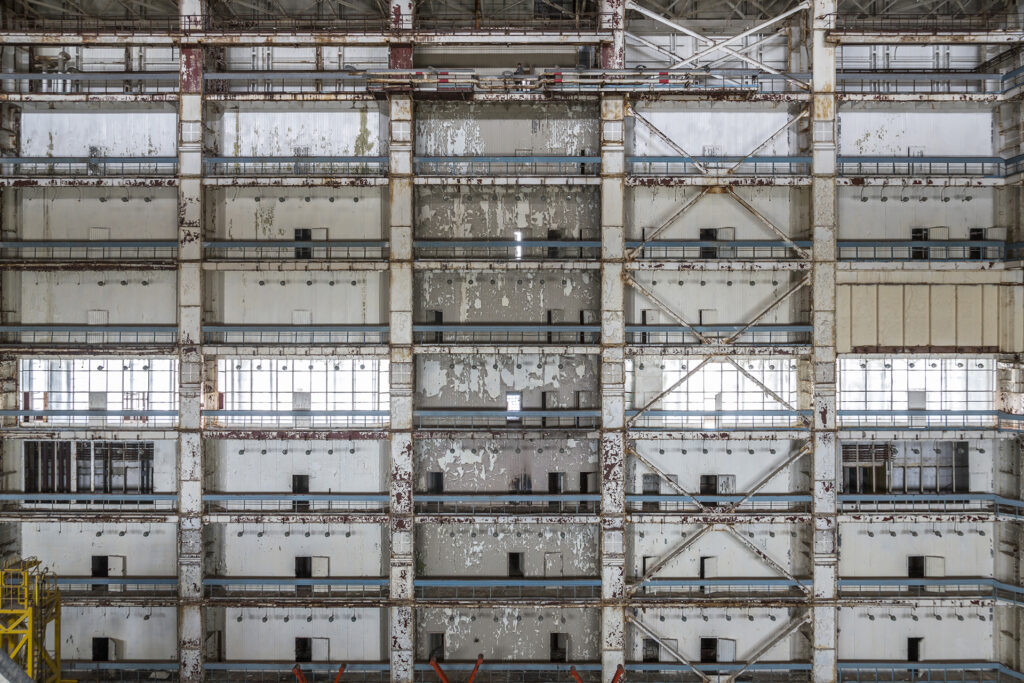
(810, 1, 838, 681)
(177, 1, 205, 680)
(389, 94, 415, 683)
(601, 94, 628, 683)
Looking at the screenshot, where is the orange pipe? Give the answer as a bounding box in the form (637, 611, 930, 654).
(292, 666, 308, 683)
(466, 655, 485, 683)
(569, 666, 585, 683)
(430, 658, 451, 683)
(610, 664, 625, 683)
(332, 664, 347, 683)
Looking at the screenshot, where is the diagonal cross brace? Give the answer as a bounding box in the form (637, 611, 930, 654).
(627, 356, 716, 427)
(623, 273, 711, 345)
(726, 109, 809, 175)
(724, 275, 809, 344)
(626, 1, 810, 90)
(724, 525, 809, 593)
(626, 443, 707, 512)
(673, 2, 810, 69)
(725, 442, 810, 512)
(723, 355, 806, 420)
(725, 187, 810, 258)
(627, 523, 716, 594)
(629, 105, 709, 175)
(626, 186, 712, 258)
(628, 616, 712, 683)
(726, 612, 812, 683)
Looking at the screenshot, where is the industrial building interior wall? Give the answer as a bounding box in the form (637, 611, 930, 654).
(0, 0, 1023, 681)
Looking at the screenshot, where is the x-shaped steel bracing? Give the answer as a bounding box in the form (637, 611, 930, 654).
(626, 443, 811, 594)
(625, 1, 810, 90)
(627, 611, 811, 683)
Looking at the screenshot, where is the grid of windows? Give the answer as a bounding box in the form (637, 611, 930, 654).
(652, 358, 799, 427)
(19, 358, 178, 426)
(838, 357, 995, 426)
(216, 358, 389, 427)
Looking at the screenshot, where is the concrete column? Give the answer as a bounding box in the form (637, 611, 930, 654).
(177, 1, 205, 677)
(600, 0, 626, 68)
(810, 2, 838, 682)
(388, 94, 415, 683)
(600, 95, 627, 681)
(389, 0, 413, 69)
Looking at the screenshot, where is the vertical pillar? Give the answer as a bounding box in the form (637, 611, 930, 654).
(600, 95, 627, 681)
(388, 94, 415, 683)
(177, 2, 205, 679)
(600, 0, 626, 68)
(389, 0, 413, 69)
(810, 2, 838, 682)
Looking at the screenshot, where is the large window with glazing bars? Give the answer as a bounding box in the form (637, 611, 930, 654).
(838, 357, 995, 427)
(841, 442, 970, 494)
(18, 359, 178, 426)
(23, 440, 154, 495)
(640, 358, 799, 428)
(216, 358, 389, 426)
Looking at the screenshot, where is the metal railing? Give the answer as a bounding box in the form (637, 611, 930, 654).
(837, 71, 1002, 95)
(414, 156, 600, 176)
(202, 325, 388, 345)
(626, 240, 810, 260)
(413, 325, 600, 345)
(3, 409, 178, 427)
(203, 577, 388, 599)
(837, 662, 1024, 683)
(203, 240, 387, 260)
(203, 156, 387, 176)
(628, 156, 811, 176)
(0, 325, 177, 346)
(827, 12, 1024, 32)
(625, 324, 811, 346)
(205, 71, 372, 94)
(414, 578, 601, 600)
(0, 71, 179, 94)
(837, 409, 999, 430)
(838, 241, 1008, 261)
(0, 156, 177, 176)
(410, 12, 602, 30)
(626, 494, 812, 513)
(415, 494, 601, 514)
(64, 661, 180, 683)
(56, 576, 177, 595)
(414, 240, 601, 260)
(631, 578, 808, 599)
(202, 493, 388, 514)
(0, 492, 177, 512)
(626, 409, 811, 431)
(413, 663, 599, 683)
(206, 665, 386, 683)
(838, 156, 1004, 177)
(203, 410, 387, 429)
(0, 240, 177, 260)
(414, 410, 600, 429)
(837, 578, 1024, 603)
(838, 493, 1024, 518)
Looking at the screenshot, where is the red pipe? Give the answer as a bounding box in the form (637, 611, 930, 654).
(430, 658, 451, 683)
(569, 666, 585, 683)
(292, 666, 308, 683)
(610, 664, 625, 683)
(466, 655, 485, 683)
(332, 664, 347, 683)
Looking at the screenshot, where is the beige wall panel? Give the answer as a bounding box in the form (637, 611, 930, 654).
(876, 285, 904, 347)
(956, 286, 983, 348)
(836, 284, 852, 353)
(904, 286, 931, 346)
(850, 286, 877, 348)
(929, 285, 957, 347)
(982, 285, 999, 348)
